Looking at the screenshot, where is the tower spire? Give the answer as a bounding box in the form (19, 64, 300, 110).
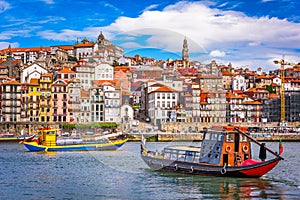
(182, 37, 189, 61)
(182, 37, 189, 68)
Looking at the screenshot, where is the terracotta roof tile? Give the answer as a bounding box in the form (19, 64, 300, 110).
(245, 101, 262, 105)
(3, 80, 21, 85)
(151, 86, 177, 93)
(75, 43, 94, 47)
(59, 67, 75, 73)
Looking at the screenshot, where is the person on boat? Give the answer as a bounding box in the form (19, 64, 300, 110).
(259, 143, 267, 161)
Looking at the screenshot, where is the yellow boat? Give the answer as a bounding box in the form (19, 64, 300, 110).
(23, 127, 128, 152)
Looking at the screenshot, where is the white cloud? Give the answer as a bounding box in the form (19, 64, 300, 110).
(36, 1, 300, 70)
(0, 42, 18, 49)
(106, 2, 300, 48)
(104, 1, 300, 70)
(32, 16, 66, 24)
(0, 29, 32, 40)
(210, 50, 226, 57)
(37, 27, 103, 42)
(0, 0, 11, 13)
(103, 3, 123, 14)
(40, 0, 54, 4)
(120, 42, 143, 49)
(143, 4, 159, 12)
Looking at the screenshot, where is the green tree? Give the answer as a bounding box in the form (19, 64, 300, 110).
(265, 84, 275, 94)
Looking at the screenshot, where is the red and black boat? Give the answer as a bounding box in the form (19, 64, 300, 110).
(141, 126, 284, 178)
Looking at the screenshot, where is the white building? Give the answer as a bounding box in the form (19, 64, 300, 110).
(68, 78, 82, 123)
(272, 76, 281, 85)
(232, 74, 246, 91)
(148, 85, 179, 126)
(104, 84, 121, 123)
(80, 90, 91, 123)
(90, 86, 105, 123)
(94, 62, 114, 80)
(21, 62, 49, 83)
(75, 60, 95, 90)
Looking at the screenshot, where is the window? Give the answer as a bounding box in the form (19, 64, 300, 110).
(205, 132, 211, 140)
(226, 133, 234, 142)
(185, 151, 194, 162)
(211, 134, 218, 140)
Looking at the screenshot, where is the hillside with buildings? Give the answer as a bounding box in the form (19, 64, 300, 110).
(0, 32, 300, 134)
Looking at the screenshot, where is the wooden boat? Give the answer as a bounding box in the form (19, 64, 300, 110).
(23, 127, 128, 152)
(141, 126, 284, 178)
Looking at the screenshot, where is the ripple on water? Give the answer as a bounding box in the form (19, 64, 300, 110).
(0, 142, 299, 199)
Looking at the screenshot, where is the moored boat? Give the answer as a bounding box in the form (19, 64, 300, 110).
(141, 126, 284, 178)
(0, 133, 35, 143)
(23, 127, 128, 152)
(0, 133, 20, 142)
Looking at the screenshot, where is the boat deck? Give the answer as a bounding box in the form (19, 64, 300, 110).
(165, 145, 200, 152)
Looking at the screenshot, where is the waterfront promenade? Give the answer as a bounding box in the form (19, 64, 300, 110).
(129, 132, 300, 142)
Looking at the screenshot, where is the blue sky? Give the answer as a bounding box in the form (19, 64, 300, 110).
(1, 0, 300, 71)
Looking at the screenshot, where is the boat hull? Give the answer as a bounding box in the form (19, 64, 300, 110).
(24, 139, 128, 152)
(0, 138, 21, 142)
(141, 154, 281, 178)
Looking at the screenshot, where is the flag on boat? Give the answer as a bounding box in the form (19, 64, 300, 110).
(141, 135, 147, 154)
(141, 134, 146, 146)
(279, 138, 283, 155)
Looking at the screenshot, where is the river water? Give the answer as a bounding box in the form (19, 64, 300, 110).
(0, 141, 299, 199)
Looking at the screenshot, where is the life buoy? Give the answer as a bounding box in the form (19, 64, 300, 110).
(225, 145, 231, 153)
(243, 145, 249, 153)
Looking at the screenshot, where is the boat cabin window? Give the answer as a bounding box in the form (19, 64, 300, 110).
(163, 149, 179, 160)
(226, 133, 234, 142)
(178, 150, 186, 161)
(47, 131, 56, 135)
(205, 132, 223, 141)
(218, 134, 224, 141)
(240, 135, 248, 142)
(186, 151, 194, 162)
(171, 150, 178, 160)
(194, 152, 200, 161)
(163, 149, 171, 159)
(204, 132, 211, 140)
(211, 133, 218, 141)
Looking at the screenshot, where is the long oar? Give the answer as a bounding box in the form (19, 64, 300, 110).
(234, 127, 284, 160)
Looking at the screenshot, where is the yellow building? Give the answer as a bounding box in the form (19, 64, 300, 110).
(39, 73, 53, 123)
(0, 54, 7, 61)
(27, 78, 41, 122)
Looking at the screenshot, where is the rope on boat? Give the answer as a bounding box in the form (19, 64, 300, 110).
(221, 163, 227, 174)
(174, 164, 178, 171)
(190, 166, 194, 173)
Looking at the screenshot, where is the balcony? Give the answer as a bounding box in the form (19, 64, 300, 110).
(68, 108, 81, 112)
(68, 100, 80, 104)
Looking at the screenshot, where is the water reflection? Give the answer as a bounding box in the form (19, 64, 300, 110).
(157, 173, 285, 199)
(35, 151, 58, 156)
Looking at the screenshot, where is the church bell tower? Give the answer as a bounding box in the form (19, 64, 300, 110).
(182, 37, 189, 62)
